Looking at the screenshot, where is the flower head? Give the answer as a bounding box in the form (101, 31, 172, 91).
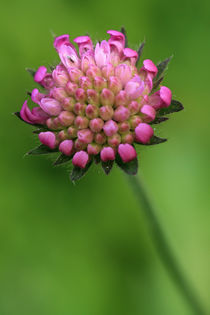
(16, 29, 183, 181)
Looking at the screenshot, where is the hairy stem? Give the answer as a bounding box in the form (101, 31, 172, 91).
(128, 175, 206, 315)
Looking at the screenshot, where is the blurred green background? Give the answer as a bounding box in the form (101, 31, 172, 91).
(0, 0, 210, 314)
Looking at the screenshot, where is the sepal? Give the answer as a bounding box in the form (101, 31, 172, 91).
(159, 100, 184, 115)
(116, 154, 138, 175)
(102, 160, 114, 175)
(150, 116, 169, 125)
(154, 56, 173, 82)
(26, 68, 36, 78)
(27, 144, 59, 155)
(120, 27, 128, 47)
(136, 41, 145, 65)
(54, 154, 72, 166)
(138, 135, 167, 145)
(70, 161, 92, 182)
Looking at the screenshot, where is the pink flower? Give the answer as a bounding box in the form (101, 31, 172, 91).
(59, 140, 74, 156)
(17, 29, 181, 178)
(72, 151, 89, 168)
(135, 123, 154, 144)
(39, 131, 56, 149)
(118, 144, 137, 162)
(100, 147, 115, 162)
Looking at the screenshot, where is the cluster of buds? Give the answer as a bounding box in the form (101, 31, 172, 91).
(16, 29, 183, 180)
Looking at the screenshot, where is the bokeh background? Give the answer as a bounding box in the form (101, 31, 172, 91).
(0, 0, 210, 314)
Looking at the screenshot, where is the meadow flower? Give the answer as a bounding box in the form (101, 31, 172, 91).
(16, 29, 183, 181)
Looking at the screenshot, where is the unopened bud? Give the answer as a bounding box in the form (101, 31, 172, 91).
(67, 126, 77, 138)
(87, 89, 99, 105)
(93, 76, 107, 92)
(77, 129, 94, 144)
(52, 87, 68, 102)
(87, 143, 101, 155)
(101, 64, 114, 79)
(100, 147, 115, 162)
(65, 82, 78, 96)
(74, 102, 86, 116)
(118, 121, 130, 134)
(68, 67, 83, 83)
(58, 111, 75, 126)
(128, 101, 141, 115)
(108, 76, 122, 94)
(85, 104, 99, 119)
(59, 139, 74, 156)
(86, 65, 101, 79)
(99, 106, 114, 121)
(115, 90, 128, 107)
(95, 132, 107, 144)
(121, 132, 134, 144)
(89, 118, 104, 133)
(130, 115, 142, 129)
(100, 88, 115, 106)
(79, 76, 92, 90)
(74, 116, 89, 129)
(107, 133, 121, 148)
(103, 120, 118, 137)
(113, 106, 130, 122)
(62, 97, 75, 111)
(58, 129, 69, 141)
(75, 88, 86, 103)
(74, 139, 87, 151)
(52, 65, 69, 86)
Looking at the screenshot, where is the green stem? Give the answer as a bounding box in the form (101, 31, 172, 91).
(128, 175, 206, 315)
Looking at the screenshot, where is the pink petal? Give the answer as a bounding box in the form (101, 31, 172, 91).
(72, 151, 89, 168)
(100, 147, 115, 162)
(135, 123, 154, 144)
(59, 140, 74, 156)
(34, 66, 47, 83)
(160, 86, 172, 106)
(118, 144, 137, 163)
(39, 131, 56, 149)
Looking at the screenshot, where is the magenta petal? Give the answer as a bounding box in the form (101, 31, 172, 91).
(143, 59, 158, 75)
(100, 147, 115, 162)
(160, 86, 172, 106)
(141, 105, 156, 121)
(59, 140, 74, 156)
(135, 123, 154, 144)
(72, 151, 89, 168)
(74, 36, 93, 56)
(34, 66, 47, 83)
(103, 120, 118, 137)
(118, 144, 137, 163)
(40, 98, 62, 116)
(39, 131, 56, 149)
(54, 34, 70, 51)
(31, 88, 45, 105)
(20, 100, 33, 123)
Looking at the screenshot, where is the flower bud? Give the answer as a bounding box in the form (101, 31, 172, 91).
(99, 106, 114, 121)
(67, 126, 77, 138)
(118, 121, 130, 134)
(115, 90, 128, 107)
(58, 111, 75, 126)
(40, 73, 54, 90)
(135, 123, 154, 144)
(101, 63, 114, 79)
(74, 102, 86, 116)
(125, 76, 145, 100)
(108, 76, 122, 94)
(74, 139, 87, 151)
(113, 106, 130, 122)
(93, 76, 107, 92)
(38, 131, 56, 149)
(85, 104, 99, 119)
(52, 87, 68, 102)
(75, 88, 86, 103)
(81, 51, 96, 72)
(65, 82, 78, 96)
(53, 117, 63, 129)
(115, 64, 132, 86)
(87, 89, 99, 105)
(58, 129, 68, 141)
(140, 105, 156, 122)
(89, 118, 104, 132)
(100, 147, 115, 162)
(87, 143, 101, 155)
(68, 67, 83, 83)
(74, 36, 93, 56)
(79, 76, 92, 90)
(72, 151, 89, 168)
(46, 117, 56, 130)
(95, 132, 106, 144)
(62, 97, 75, 111)
(77, 129, 94, 144)
(94, 40, 110, 68)
(130, 115, 142, 129)
(121, 132, 134, 144)
(108, 133, 121, 147)
(100, 88, 115, 106)
(59, 139, 74, 156)
(160, 86, 172, 107)
(86, 65, 101, 79)
(52, 65, 69, 86)
(128, 101, 141, 115)
(34, 66, 47, 83)
(103, 120, 118, 137)
(118, 143, 137, 162)
(74, 116, 89, 129)
(123, 48, 138, 66)
(40, 98, 62, 116)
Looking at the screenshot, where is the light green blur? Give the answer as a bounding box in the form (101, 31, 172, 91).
(0, 0, 209, 314)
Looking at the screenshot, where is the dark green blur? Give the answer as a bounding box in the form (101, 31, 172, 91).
(0, 0, 209, 314)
